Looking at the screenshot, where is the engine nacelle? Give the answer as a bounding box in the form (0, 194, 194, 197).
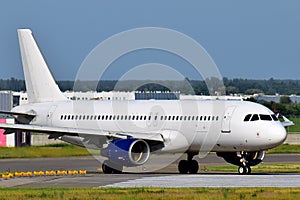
(217, 151, 265, 167)
(106, 139, 150, 167)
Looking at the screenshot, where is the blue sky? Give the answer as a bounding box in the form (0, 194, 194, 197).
(0, 0, 299, 80)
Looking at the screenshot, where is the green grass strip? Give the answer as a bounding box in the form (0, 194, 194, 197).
(0, 188, 300, 200)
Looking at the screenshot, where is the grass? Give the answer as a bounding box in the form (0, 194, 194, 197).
(0, 188, 300, 199)
(0, 143, 93, 159)
(287, 117, 300, 132)
(267, 143, 300, 153)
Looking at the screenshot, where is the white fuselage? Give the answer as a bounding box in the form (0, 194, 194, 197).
(13, 99, 287, 153)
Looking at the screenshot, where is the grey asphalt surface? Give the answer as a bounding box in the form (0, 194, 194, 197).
(0, 153, 299, 188)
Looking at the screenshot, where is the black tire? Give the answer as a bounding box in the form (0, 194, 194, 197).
(246, 166, 251, 174)
(188, 160, 199, 174)
(102, 161, 113, 174)
(178, 160, 189, 174)
(102, 160, 123, 174)
(238, 166, 246, 174)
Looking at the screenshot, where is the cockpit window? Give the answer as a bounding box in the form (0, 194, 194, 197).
(244, 114, 252, 121)
(250, 114, 259, 121)
(259, 114, 272, 121)
(271, 114, 279, 121)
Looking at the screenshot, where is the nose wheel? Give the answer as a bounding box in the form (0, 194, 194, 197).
(178, 153, 199, 174)
(238, 166, 251, 175)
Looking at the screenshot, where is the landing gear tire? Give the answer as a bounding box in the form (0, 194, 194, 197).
(238, 166, 251, 175)
(189, 160, 199, 174)
(178, 160, 189, 174)
(102, 160, 123, 174)
(178, 160, 199, 174)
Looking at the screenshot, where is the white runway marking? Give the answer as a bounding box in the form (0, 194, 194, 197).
(104, 174, 300, 188)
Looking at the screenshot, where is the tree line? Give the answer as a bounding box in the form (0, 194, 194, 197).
(2, 77, 300, 95)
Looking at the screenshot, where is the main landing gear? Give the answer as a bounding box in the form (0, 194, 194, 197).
(102, 160, 123, 174)
(178, 153, 199, 174)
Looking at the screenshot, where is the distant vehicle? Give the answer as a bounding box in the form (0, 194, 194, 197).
(0, 29, 290, 174)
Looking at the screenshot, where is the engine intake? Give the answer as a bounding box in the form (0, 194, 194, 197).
(106, 139, 150, 167)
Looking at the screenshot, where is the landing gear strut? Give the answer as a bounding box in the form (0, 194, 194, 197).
(178, 153, 199, 174)
(237, 152, 252, 175)
(102, 160, 123, 174)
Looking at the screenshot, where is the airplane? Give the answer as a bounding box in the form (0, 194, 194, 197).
(0, 29, 290, 174)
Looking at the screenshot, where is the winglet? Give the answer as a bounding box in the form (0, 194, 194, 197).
(18, 29, 66, 103)
(281, 115, 295, 127)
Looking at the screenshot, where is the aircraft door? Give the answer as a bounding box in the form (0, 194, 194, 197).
(221, 106, 236, 133)
(47, 105, 57, 126)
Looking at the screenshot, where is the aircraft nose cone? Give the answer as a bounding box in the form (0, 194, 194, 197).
(269, 124, 287, 148)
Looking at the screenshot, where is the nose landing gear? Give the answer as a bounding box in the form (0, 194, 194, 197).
(238, 165, 251, 175)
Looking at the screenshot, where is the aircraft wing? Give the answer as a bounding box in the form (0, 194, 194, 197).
(0, 110, 36, 124)
(0, 123, 164, 142)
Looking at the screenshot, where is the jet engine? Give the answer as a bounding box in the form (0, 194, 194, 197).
(105, 138, 150, 167)
(217, 151, 265, 167)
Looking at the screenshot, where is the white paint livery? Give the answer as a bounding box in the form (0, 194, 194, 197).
(0, 29, 288, 174)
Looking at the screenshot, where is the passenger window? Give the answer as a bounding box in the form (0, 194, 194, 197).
(60, 115, 63, 120)
(244, 114, 252, 121)
(208, 116, 210, 121)
(212, 116, 214, 121)
(160, 116, 163, 120)
(180, 116, 183, 120)
(271, 114, 279, 121)
(250, 114, 259, 121)
(176, 116, 179, 120)
(260, 114, 272, 121)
